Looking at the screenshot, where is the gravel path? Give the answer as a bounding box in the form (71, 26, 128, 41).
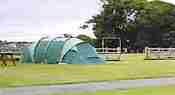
(1, 77, 175, 95)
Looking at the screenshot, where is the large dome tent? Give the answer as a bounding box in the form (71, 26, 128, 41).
(46, 37, 68, 64)
(22, 36, 105, 64)
(33, 36, 50, 63)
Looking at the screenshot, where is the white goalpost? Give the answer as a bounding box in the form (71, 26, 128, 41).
(96, 37, 122, 61)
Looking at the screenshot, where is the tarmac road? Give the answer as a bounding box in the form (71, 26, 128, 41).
(1, 77, 175, 95)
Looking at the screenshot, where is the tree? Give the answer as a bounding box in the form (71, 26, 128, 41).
(135, 1, 175, 48)
(162, 31, 175, 47)
(83, 0, 175, 50)
(84, 0, 147, 48)
(76, 34, 96, 46)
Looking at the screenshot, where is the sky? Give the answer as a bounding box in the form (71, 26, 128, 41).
(0, 0, 174, 41)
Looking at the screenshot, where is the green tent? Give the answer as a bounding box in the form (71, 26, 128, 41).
(22, 37, 105, 64)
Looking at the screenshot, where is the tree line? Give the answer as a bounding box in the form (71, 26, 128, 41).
(80, 0, 175, 52)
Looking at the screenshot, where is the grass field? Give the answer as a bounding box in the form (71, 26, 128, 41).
(51, 85, 175, 95)
(1, 54, 175, 87)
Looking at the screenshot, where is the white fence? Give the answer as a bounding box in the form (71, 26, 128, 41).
(96, 48, 121, 54)
(96, 48, 121, 61)
(145, 48, 175, 59)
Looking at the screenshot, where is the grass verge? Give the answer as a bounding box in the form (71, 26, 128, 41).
(1, 54, 175, 87)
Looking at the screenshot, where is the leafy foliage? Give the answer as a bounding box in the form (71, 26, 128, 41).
(83, 0, 175, 50)
(76, 34, 96, 46)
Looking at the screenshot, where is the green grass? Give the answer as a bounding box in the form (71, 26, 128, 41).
(50, 85, 175, 95)
(1, 54, 175, 87)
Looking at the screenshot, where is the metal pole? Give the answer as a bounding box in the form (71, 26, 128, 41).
(102, 38, 105, 53)
(119, 38, 122, 53)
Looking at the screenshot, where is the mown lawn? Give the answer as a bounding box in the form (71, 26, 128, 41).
(1, 54, 175, 87)
(51, 85, 175, 95)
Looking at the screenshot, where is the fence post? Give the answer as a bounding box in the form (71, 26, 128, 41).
(145, 47, 149, 59)
(158, 48, 161, 59)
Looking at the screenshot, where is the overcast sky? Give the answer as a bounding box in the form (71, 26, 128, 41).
(0, 0, 174, 41)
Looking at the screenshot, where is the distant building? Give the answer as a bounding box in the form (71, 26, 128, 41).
(0, 41, 32, 52)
